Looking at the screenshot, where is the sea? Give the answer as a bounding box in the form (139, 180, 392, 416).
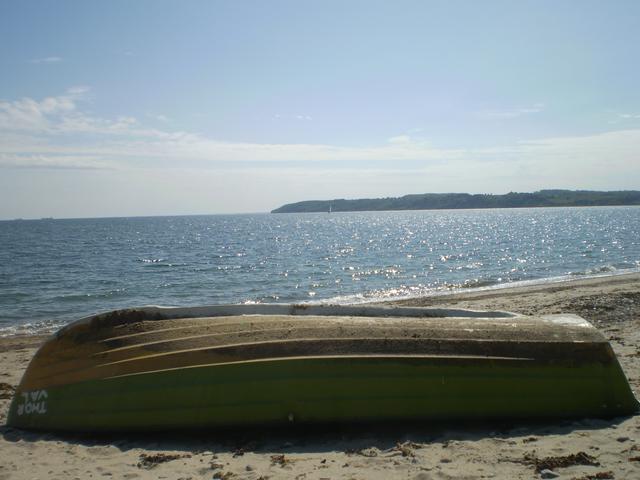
(1, 206, 639, 336)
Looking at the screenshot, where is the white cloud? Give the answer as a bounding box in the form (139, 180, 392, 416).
(0, 90, 461, 166)
(0, 89, 638, 198)
(0, 86, 88, 132)
(388, 135, 411, 144)
(274, 113, 312, 121)
(66, 86, 90, 96)
(0, 153, 109, 170)
(29, 56, 63, 64)
(477, 103, 545, 120)
(619, 113, 640, 120)
(1, 90, 638, 218)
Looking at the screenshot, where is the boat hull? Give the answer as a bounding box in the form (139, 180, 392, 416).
(7, 305, 639, 431)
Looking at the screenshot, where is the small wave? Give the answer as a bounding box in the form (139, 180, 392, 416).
(314, 266, 640, 306)
(568, 265, 618, 276)
(141, 261, 187, 268)
(138, 258, 187, 268)
(349, 266, 402, 279)
(0, 292, 32, 301)
(452, 278, 499, 289)
(53, 289, 128, 302)
(313, 284, 440, 305)
(444, 267, 640, 296)
(0, 318, 69, 337)
(55, 293, 93, 302)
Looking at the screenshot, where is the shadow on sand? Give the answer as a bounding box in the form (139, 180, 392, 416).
(0, 415, 632, 456)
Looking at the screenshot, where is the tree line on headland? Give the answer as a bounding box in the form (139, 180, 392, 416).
(271, 190, 640, 213)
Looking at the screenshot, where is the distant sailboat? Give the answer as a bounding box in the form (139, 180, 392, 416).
(328, 204, 332, 213)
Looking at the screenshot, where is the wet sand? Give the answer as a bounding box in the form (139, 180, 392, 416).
(1, 273, 639, 479)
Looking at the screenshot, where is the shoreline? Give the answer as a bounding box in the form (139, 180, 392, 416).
(382, 270, 640, 316)
(1, 273, 639, 479)
(361, 268, 640, 306)
(3, 269, 639, 339)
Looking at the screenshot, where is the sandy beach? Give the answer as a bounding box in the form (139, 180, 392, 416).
(1, 273, 639, 480)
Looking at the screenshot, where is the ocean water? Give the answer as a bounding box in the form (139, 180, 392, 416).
(1, 206, 639, 336)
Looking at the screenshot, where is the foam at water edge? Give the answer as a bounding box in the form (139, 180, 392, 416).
(313, 267, 640, 306)
(2, 266, 639, 337)
(0, 320, 67, 337)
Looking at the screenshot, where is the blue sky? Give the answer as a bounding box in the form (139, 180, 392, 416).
(1, 0, 639, 218)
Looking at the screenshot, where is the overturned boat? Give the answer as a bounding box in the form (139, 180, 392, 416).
(7, 304, 639, 431)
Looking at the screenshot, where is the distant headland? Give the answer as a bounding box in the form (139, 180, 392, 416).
(271, 189, 640, 213)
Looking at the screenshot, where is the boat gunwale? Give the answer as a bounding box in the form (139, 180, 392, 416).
(58, 304, 521, 337)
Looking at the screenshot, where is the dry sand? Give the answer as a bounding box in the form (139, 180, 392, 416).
(1, 273, 639, 480)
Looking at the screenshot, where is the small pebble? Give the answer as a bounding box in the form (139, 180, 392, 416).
(539, 469, 559, 479)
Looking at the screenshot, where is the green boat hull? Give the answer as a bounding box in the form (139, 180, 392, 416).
(7, 305, 639, 431)
(9, 358, 639, 432)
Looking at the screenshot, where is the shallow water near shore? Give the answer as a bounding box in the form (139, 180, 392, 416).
(1, 206, 639, 335)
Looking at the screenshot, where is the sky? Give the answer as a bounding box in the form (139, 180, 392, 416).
(1, 0, 639, 219)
